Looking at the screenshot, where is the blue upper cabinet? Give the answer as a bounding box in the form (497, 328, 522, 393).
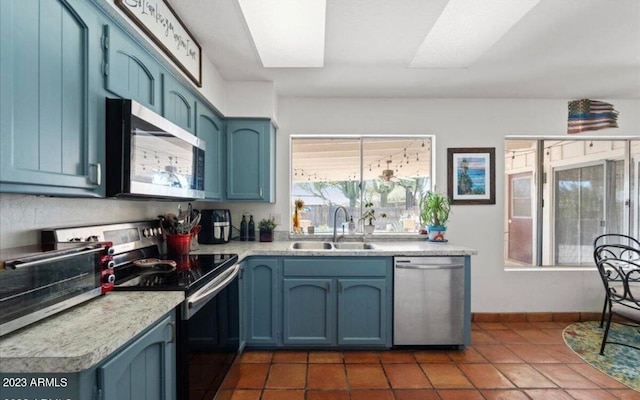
(0, 0, 104, 196)
(196, 103, 225, 200)
(162, 74, 196, 133)
(226, 119, 276, 202)
(103, 24, 161, 113)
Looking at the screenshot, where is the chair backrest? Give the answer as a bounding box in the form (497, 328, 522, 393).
(594, 234, 640, 250)
(594, 240, 640, 263)
(595, 253, 640, 311)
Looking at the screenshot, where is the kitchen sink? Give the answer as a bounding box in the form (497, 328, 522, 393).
(289, 242, 378, 250)
(290, 241, 333, 250)
(332, 242, 378, 250)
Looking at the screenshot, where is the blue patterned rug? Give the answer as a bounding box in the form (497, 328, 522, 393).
(563, 321, 640, 391)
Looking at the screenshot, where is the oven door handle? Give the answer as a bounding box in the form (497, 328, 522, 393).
(185, 263, 240, 318)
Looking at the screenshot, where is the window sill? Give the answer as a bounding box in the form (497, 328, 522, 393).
(505, 266, 597, 272)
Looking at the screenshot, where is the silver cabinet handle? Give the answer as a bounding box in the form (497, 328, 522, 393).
(90, 163, 102, 186)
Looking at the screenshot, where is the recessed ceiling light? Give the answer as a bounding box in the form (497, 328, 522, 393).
(238, 0, 326, 68)
(410, 0, 541, 68)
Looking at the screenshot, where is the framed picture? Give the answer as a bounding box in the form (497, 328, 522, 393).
(115, 0, 202, 87)
(447, 147, 495, 205)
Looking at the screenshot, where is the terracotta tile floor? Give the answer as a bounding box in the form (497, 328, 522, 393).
(216, 322, 640, 400)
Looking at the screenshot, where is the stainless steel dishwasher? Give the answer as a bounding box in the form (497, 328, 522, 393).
(394, 256, 467, 346)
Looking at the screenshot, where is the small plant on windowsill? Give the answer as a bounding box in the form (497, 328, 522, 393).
(359, 202, 387, 235)
(258, 217, 277, 242)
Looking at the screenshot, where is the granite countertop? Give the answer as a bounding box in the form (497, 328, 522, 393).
(0, 238, 474, 374)
(194, 238, 478, 259)
(0, 291, 184, 373)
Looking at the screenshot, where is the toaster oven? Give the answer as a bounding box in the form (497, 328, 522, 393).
(0, 242, 114, 337)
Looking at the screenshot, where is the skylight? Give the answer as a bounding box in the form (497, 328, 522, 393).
(410, 0, 541, 68)
(237, 0, 327, 68)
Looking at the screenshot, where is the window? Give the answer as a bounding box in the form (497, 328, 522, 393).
(290, 136, 434, 234)
(504, 138, 639, 267)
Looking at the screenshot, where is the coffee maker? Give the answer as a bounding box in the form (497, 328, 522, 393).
(199, 209, 232, 244)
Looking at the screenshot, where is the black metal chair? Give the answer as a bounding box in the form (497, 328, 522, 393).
(593, 234, 640, 327)
(593, 244, 640, 355)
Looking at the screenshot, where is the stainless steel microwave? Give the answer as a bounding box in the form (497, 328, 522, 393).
(106, 98, 206, 200)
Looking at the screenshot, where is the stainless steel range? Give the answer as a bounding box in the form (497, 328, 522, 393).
(42, 221, 240, 400)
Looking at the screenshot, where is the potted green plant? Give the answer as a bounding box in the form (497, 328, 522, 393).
(419, 191, 451, 241)
(258, 217, 277, 242)
(360, 202, 387, 235)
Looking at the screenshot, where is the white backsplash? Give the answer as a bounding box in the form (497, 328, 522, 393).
(0, 193, 185, 249)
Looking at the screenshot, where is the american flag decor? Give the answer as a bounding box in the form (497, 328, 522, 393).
(567, 99, 618, 134)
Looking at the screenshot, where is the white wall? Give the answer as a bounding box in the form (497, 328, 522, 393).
(0, 194, 189, 249)
(225, 81, 279, 122)
(2, 98, 637, 314)
(220, 97, 640, 313)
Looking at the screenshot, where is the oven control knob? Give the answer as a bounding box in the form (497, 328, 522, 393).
(144, 229, 151, 237)
(86, 235, 99, 242)
(69, 237, 82, 242)
(101, 270, 116, 294)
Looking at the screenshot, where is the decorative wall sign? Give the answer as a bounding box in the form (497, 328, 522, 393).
(447, 147, 495, 205)
(567, 99, 618, 134)
(116, 0, 202, 87)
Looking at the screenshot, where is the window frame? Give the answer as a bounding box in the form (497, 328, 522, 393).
(505, 136, 638, 269)
(289, 134, 436, 235)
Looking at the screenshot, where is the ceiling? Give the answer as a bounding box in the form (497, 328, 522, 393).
(169, 0, 640, 99)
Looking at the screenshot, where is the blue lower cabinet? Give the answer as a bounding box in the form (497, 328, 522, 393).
(338, 279, 388, 346)
(283, 278, 335, 346)
(244, 258, 280, 345)
(97, 313, 176, 400)
(0, 312, 176, 400)
(242, 256, 392, 349)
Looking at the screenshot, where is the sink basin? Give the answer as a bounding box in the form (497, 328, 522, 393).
(290, 242, 333, 250)
(333, 243, 378, 250)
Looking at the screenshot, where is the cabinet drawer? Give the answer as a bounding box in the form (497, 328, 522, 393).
(283, 257, 389, 277)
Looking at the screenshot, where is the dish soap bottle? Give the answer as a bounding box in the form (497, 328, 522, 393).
(248, 215, 256, 241)
(348, 216, 356, 235)
(240, 215, 248, 241)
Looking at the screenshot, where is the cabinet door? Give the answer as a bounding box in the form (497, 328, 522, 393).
(196, 103, 224, 200)
(338, 279, 388, 346)
(226, 119, 275, 202)
(0, 0, 102, 195)
(98, 313, 176, 400)
(103, 24, 161, 113)
(283, 278, 335, 346)
(162, 74, 196, 133)
(244, 259, 280, 345)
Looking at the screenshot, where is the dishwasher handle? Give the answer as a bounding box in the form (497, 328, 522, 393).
(395, 263, 463, 270)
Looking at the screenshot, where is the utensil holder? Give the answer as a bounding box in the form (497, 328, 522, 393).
(166, 234, 191, 255)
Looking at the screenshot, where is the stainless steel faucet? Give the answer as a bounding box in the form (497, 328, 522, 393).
(332, 206, 349, 242)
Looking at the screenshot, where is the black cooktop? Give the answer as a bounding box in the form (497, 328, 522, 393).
(114, 253, 238, 294)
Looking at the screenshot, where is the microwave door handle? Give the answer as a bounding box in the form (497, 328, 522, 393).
(6, 247, 106, 269)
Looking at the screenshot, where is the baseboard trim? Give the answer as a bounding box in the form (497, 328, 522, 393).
(471, 312, 601, 323)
